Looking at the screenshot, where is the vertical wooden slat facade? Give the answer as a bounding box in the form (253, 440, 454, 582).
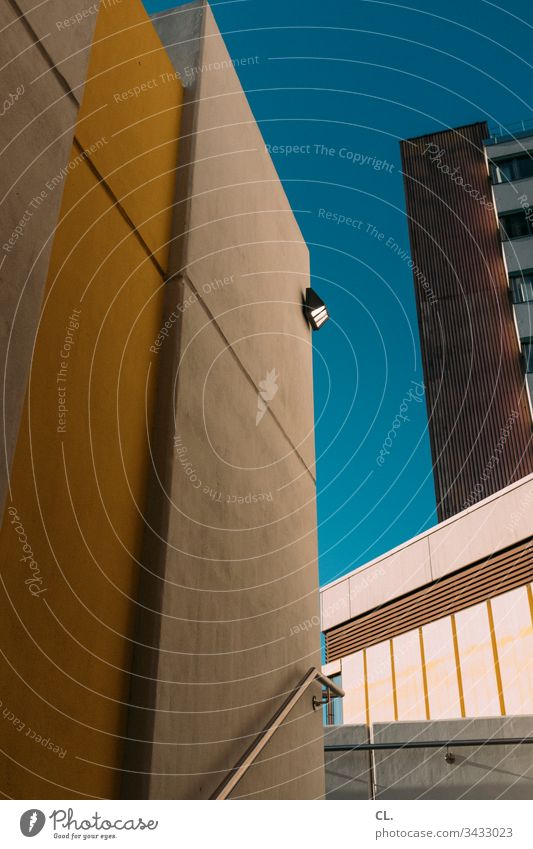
(401, 122, 533, 520)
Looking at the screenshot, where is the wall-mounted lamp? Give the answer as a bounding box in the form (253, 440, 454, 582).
(305, 288, 330, 331)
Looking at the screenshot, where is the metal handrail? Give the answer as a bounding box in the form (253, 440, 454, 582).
(325, 737, 533, 752)
(211, 667, 344, 800)
(316, 671, 344, 697)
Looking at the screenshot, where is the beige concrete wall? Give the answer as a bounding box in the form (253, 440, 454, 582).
(0, 1, 98, 519)
(123, 3, 324, 799)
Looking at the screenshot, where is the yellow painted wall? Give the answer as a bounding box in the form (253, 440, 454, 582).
(0, 0, 182, 799)
(339, 588, 533, 726)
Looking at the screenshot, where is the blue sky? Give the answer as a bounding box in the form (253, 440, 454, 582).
(144, 0, 533, 587)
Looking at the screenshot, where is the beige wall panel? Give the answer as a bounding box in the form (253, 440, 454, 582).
(340, 652, 366, 725)
(491, 587, 533, 715)
(366, 641, 394, 724)
(124, 4, 323, 800)
(16, 0, 99, 99)
(129, 279, 323, 799)
(423, 617, 462, 720)
(349, 537, 431, 619)
(455, 603, 501, 717)
(393, 630, 426, 721)
(430, 479, 533, 579)
(180, 5, 315, 472)
(321, 580, 350, 631)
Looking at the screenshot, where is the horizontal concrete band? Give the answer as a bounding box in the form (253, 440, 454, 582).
(321, 472, 533, 632)
(325, 536, 533, 662)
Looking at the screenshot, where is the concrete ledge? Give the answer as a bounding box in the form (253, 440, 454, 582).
(321, 473, 533, 630)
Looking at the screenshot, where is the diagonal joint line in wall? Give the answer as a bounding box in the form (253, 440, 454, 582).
(178, 270, 317, 485)
(8, 0, 81, 108)
(8, 1, 167, 282)
(72, 136, 167, 280)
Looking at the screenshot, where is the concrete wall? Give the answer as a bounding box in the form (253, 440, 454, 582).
(0, 0, 183, 799)
(152, 0, 204, 86)
(0, 0, 98, 520)
(325, 717, 533, 799)
(324, 725, 372, 799)
(492, 176, 533, 216)
(514, 302, 533, 341)
(373, 716, 533, 800)
(123, 2, 324, 800)
(485, 133, 533, 164)
(503, 237, 533, 275)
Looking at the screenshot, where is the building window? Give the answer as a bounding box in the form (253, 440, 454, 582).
(523, 341, 533, 373)
(510, 273, 533, 304)
(500, 210, 533, 241)
(491, 152, 533, 184)
(323, 674, 343, 725)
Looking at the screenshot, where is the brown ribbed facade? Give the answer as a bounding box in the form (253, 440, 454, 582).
(325, 536, 533, 663)
(401, 122, 533, 521)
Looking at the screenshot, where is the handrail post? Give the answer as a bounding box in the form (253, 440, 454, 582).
(211, 667, 344, 800)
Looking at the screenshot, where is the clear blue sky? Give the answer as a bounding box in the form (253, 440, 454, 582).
(144, 0, 533, 587)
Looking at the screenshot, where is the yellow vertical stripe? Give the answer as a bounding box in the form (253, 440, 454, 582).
(418, 628, 430, 720)
(451, 613, 466, 718)
(527, 584, 533, 628)
(363, 649, 370, 726)
(390, 639, 398, 721)
(487, 599, 506, 716)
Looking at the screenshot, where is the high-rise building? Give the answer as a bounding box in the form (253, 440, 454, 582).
(401, 122, 533, 521)
(0, 0, 327, 800)
(319, 120, 533, 800)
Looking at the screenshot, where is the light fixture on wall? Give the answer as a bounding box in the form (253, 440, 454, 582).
(305, 288, 330, 331)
